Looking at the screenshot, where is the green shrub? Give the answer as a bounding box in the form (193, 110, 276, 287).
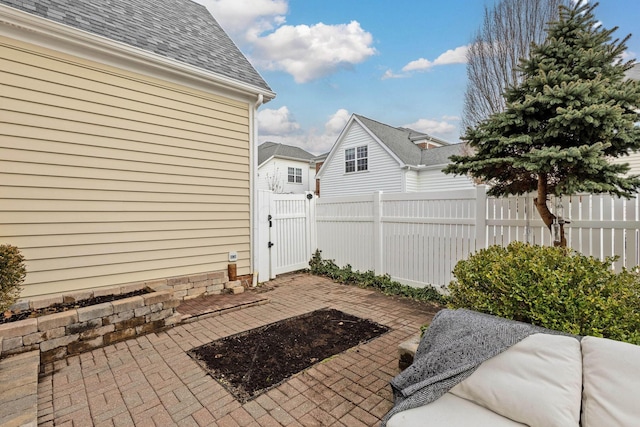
(0, 245, 26, 312)
(309, 249, 447, 305)
(448, 241, 640, 344)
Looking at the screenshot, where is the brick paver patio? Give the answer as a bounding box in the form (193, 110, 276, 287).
(37, 273, 440, 426)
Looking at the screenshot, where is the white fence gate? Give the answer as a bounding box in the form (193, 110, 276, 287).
(257, 191, 316, 282)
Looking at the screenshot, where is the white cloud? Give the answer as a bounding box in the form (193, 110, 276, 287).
(258, 106, 300, 134)
(381, 69, 408, 80)
(258, 108, 350, 154)
(251, 21, 376, 83)
(324, 109, 350, 134)
(402, 45, 469, 72)
(404, 118, 458, 141)
(196, 0, 288, 41)
(622, 50, 638, 62)
(194, 0, 376, 83)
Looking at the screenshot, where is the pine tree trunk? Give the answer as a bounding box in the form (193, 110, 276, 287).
(533, 174, 566, 247)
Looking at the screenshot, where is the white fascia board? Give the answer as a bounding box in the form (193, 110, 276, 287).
(257, 156, 275, 169)
(351, 116, 406, 168)
(317, 114, 407, 178)
(404, 163, 449, 172)
(0, 4, 276, 103)
(316, 115, 356, 179)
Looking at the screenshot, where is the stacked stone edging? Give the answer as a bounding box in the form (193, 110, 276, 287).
(152, 270, 245, 298)
(0, 269, 237, 364)
(0, 290, 180, 365)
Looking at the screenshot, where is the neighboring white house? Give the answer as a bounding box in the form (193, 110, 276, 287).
(316, 114, 474, 198)
(257, 142, 316, 194)
(616, 63, 640, 173)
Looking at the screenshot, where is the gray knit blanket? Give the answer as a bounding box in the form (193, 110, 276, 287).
(381, 309, 563, 426)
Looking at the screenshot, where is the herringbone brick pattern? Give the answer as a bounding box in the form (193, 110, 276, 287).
(38, 273, 440, 426)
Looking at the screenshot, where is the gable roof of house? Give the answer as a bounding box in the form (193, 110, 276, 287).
(354, 115, 425, 166)
(258, 142, 316, 166)
(0, 0, 271, 93)
(353, 114, 459, 167)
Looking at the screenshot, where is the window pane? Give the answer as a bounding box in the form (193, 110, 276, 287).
(357, 158, 368, 171)
(345, 148, 355, 160)
(357, 146, 367, 158)
(287, 167, 294, 182)
(345, 160, 355, 173)
(295, 168, 302, 183)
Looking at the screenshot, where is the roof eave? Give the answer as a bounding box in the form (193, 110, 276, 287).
(258, 154, 315, 167)
(0, 4, 276, 102)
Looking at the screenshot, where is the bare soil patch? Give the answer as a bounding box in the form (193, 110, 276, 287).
(1, 289, 149, 324)
(188, 308, 390, 402)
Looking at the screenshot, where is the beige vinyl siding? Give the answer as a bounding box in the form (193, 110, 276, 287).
(319, 122, 403, 197)
(0, 36, 252, 297)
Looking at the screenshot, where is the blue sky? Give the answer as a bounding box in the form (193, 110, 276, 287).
(194, 0, 640, 155)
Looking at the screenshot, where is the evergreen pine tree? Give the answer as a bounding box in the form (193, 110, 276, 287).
(445, 1, 640, 246)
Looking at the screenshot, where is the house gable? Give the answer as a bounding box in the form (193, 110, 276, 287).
(317, 118, 405, 198)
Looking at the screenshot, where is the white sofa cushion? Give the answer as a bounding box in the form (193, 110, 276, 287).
(449, 333, 581, 427)
(581, 336, 640, 427)
(387, 392, 526, 427)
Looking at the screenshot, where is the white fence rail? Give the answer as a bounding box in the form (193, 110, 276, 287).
(316, 187, 640, 288)
(316, 188, 485, 288)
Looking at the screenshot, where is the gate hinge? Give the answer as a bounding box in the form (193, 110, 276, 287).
(268, 214, 273, 228)
(268, 241, 274, 248)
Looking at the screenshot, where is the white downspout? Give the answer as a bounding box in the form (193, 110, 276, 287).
(250, 94, 264, 287)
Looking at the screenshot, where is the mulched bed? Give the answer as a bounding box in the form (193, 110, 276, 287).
(188, 308, 390, 402)
(1, 289, 150, 324)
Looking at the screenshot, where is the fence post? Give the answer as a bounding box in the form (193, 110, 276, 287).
(475, 185, 487, 251)
(373, 191, 384, 275)
(305, 192, 317, 263)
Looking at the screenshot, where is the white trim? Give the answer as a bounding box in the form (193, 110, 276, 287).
(0, 4, 276, 103)
(258, 154, 314, 168)
(316, 114, 405, 179)
(352, 116, 406, 167)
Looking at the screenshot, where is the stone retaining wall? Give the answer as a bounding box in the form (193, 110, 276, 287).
(149, 271, 232, 300)
(0, 269, 237, 365)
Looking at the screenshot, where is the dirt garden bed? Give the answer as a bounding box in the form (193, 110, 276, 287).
(1, 289, 149, 324)
(188, 308, 390, 402)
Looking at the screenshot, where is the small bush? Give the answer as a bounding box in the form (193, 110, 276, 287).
(0, 245, 26, 312)
(448, 242, 640, 345)
(309, 250, 447, 305)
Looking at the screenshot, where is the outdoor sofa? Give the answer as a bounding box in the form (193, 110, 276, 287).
(383, 309, 640, 427)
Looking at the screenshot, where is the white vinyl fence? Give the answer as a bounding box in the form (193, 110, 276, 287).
(315, 187, 640, 289)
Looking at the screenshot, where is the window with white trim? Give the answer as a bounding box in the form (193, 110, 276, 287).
(345, 145, 368, 173)
(288, 167, 302, 183)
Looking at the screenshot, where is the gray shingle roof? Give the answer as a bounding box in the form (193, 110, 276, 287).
(354, 114, 460, 167)
(1, 0, 272, 92)
(258, 142, 315, 166)
(420, 143, 465, 166)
